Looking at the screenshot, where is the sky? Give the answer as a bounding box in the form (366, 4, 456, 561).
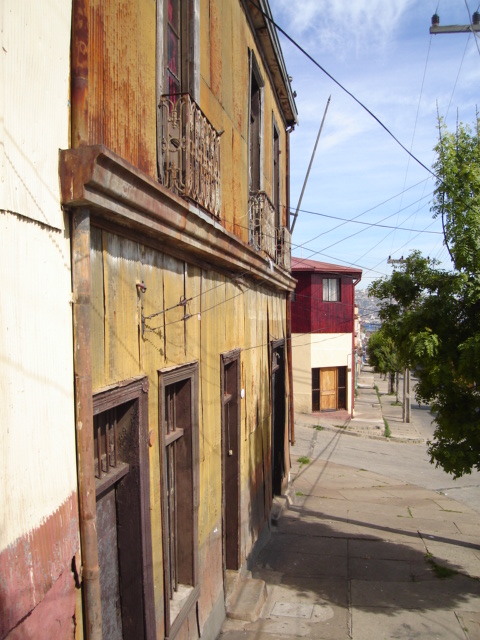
(268, 0, 480, 289)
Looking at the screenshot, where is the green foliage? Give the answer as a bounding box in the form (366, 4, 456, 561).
(367, 328, 401, 377)
(383, 418, 391, 438)
(368, 116, 480, 478)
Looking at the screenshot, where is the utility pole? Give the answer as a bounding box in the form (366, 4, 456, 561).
(430, 11, 480, 35)
(290, 96, 331, 234)
(402, 368, 411, 424)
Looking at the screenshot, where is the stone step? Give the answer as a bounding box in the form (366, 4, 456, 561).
(225, 570, 267, 622)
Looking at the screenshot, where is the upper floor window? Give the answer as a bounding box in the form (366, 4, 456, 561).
(323, 278, 341, 302)
(249, 53, 264, 194)
(272, 117, 280, 228)
(166, 0, 182, 97)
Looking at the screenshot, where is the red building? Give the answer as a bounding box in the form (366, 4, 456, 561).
(291, 258, 362, 416)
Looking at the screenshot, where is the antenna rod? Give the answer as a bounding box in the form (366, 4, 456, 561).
(290, 95, 331, 234)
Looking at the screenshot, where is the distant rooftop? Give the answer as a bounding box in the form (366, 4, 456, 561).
(291, 257, 362, 280)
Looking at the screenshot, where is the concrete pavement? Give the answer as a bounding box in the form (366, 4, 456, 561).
(218, 368, 480, 639)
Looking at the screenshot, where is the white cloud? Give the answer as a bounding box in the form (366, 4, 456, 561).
(272, 0, 418, 59)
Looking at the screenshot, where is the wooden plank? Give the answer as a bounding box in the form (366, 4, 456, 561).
(90, 227, 106, 391)
(163, 255, 186, 366)
(320, 368, 337, 411)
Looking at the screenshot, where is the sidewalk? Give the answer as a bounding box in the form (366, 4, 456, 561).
(294, 366, 424, 444)
(218, 369, 480, 639)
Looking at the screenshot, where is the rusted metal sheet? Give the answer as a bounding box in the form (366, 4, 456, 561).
(0, 493, 78, 639)
(72, 0, 156, 171)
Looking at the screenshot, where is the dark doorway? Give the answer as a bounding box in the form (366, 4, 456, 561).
(271, 341, 286, 497)
(221, 350, 241, 572)
(93, 377, 155, 640)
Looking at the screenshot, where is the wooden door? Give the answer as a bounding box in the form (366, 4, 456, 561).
(93, 379, 156, 640)
(221, 352, 241, 571)
(320, 368, 337, 411)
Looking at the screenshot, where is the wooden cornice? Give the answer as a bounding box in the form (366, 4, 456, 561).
(59, 145, 295, 292)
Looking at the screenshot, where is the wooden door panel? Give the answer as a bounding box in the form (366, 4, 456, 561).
(320, 368, 337, 411)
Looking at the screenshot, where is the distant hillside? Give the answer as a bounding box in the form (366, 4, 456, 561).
(355, 289, 381, 331)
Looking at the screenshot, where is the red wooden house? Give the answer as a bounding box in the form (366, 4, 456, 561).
(291, 258, 362, 416)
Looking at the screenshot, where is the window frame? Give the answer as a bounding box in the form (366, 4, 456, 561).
(92, 375, 156, 640)
(272, 114, 281, 228)
(248, 50, 265, 195)
(158, 361, 200, 639)
(322, 277, 341, 302)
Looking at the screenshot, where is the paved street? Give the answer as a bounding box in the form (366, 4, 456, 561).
(219, 368, 480, 639)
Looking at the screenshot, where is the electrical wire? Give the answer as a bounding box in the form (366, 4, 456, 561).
(248, 0, 436, 179)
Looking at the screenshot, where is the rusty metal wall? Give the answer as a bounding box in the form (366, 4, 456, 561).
(80, 0, 157, 174)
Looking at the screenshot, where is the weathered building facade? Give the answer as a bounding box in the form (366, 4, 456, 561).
(1, 1, 297, 639)
(1, 2, 79, 638)
(291, 258, 361, 417)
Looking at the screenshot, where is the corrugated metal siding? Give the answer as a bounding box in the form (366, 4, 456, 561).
(0, 213, 76, 549)
(1, 0, 71, 228)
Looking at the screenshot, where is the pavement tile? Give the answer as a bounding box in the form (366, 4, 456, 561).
(456, 521, 480, 536)
(351, 608, 467, 639)
(349, 537, 427, 561)
(421, 538, 480, 578)
(351, 575, 480, 610)
(278, 576, 350, 608)
(256, 546, 348, 579)
(256, 532, 348, 558)
(455, 610, 480, 640)
(349, 556, 433, 582)
(257, 583, 348, 636)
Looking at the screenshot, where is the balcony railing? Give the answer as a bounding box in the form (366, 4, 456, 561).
(159, 93, 221, 218)
(248, 190, 276, 260)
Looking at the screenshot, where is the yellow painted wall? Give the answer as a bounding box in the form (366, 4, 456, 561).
(90, 227, 287, 610)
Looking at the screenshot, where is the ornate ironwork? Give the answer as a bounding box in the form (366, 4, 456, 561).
(248, 190, 276, 260)
(276, 225, 291, 271)
(159, 94, 221, 218)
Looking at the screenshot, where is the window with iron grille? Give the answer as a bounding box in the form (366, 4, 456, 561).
(158, 362, 199, 638)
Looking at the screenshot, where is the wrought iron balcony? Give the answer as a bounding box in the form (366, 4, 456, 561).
(276, 225, 291, 272)
(248, 190, 276, 260)
(159, 93, 221, 218)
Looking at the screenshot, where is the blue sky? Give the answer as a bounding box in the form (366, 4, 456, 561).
(269, 0, 480, 289)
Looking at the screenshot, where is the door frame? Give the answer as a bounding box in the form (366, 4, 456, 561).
(92, 375, 156, 640)
(220, 349, 242, 574)
(270, 339, 286, 497)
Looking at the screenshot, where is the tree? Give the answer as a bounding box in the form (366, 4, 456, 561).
(368, 116, 480, 478)
(366, 327, 401, 395)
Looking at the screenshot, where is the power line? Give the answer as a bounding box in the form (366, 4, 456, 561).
(249, 0, 436, 179)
